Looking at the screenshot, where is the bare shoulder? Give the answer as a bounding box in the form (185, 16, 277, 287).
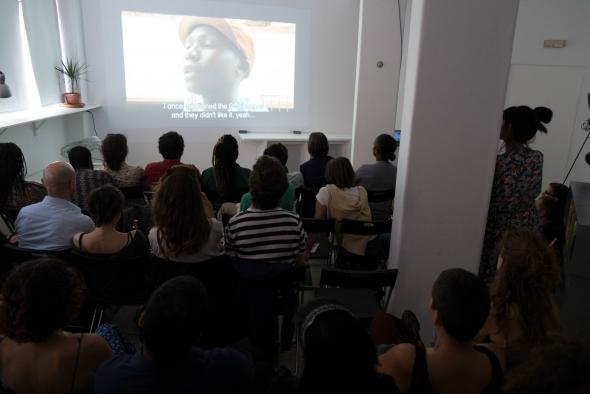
(80, 334, 112, 367)
(378, 343, 416, 374)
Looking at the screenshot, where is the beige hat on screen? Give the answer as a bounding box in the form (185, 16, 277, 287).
(179, 16, 256, 69)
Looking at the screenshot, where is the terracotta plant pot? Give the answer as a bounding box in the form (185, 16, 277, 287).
(64, 93, 81, 105)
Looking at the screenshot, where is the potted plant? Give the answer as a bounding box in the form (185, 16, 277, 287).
(55, 58, 87, 107)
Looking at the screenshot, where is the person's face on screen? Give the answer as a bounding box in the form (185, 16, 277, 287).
(183, 25, 247, 104)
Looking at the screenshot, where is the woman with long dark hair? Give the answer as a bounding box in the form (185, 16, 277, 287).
(0, 142, 46, 220)
(101, 133, 143, 188)
(149, 166, 222, 262)
(201, 135, 250, 209)
(480, 106, 552, 282)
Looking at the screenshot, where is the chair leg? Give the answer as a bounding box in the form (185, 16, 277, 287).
(96, 308, 104, 332)
(89, 306, 98, 333)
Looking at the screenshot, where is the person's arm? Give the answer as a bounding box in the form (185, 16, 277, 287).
(376, 343, 416, 394)
(296, 216, 307, 265)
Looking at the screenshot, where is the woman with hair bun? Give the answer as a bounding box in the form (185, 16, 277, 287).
(480, 106, 552, 282)
(355, 134, 398, 221)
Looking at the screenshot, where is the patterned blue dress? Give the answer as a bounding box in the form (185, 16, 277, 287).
(480, 147, 543, 282)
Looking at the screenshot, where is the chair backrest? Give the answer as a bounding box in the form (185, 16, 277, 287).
(72, 251, 148, 305)
(1, 243, 72, 263)
(367, 189, 396, 203)
(340, 219, 392, 236)
(302, 218, 335, 234)
(296, 187, 320, 218)
(319, 267, 399, 307)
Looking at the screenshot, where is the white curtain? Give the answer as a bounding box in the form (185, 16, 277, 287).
(21, 0, 63, 105)
(0, 0, 30, 113)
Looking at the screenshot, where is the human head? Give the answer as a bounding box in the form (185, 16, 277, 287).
(536, 183, 569, 226)
(42, 161, 75, 200)
(212, 134, 239, 195)
(0, 258, 83, 342)
(307, 132, 329, 158)
(152, 166, 210, 257)
(493, 230, 560, 343)
(101, 133, 128, 171)
(295, 299, 380, 391)
(179, 17, 254, 104)
(0, 142, 27, 206)
(140, 276, 208, 362)
(373, 134, 398, 162)
(501, 106, 552, 144)
(87, 185, 124, 227)
(249, 155, 287, 209)
(325, 157, 355, 189)
(68, 146, 93, 170)
(264, 143, 289, 168)
(158, 131, 184, 160)
(431, 268, 490, 343)
(503, 337, 590, 394)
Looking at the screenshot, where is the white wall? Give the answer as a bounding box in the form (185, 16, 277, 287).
(80, 0, 361, 171)
(389, 0, 518, 343)
(509, 0, 590, 186)
(350, 0, 402, 167)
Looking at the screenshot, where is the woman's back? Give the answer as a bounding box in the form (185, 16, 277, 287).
(0, 334, 110, 394)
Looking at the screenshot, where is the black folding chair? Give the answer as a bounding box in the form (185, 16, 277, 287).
(72, 251, 149, 332)
(315, 267, 399, 319)
(302, 218, 335, 265)
(338, 219, 392, 269)
(296, 187, 320, 218)
(367, 189, 396, 203)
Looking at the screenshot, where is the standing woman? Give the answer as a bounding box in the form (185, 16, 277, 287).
(480, 106, 552, 282)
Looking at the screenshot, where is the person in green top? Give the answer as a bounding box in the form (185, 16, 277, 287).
(240, 143, 295, 212)
(201, 134, 251, 211)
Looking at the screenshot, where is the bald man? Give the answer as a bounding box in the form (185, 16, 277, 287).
(15, 162, 95, 251)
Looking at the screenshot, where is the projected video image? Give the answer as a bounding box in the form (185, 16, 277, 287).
(122, 11, 295, 115)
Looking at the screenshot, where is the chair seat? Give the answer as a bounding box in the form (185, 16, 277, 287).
(313, 287, 381, 320)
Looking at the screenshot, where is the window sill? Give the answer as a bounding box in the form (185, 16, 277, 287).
(0, 103, 101, 133)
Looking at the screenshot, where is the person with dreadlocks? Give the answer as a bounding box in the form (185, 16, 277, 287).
(0, 142, 46, 221)
(201, 134, 250, 210)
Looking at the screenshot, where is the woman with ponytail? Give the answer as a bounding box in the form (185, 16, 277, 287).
(356, 134, 398, 221)
(480, 106, 552, 282)
(478, 230, 560, 372)
(201, 135, 251, 210)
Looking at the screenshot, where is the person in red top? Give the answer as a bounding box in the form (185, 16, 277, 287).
(143, 131, 199, 189)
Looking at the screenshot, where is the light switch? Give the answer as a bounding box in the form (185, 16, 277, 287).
(543, 40, 567, 48)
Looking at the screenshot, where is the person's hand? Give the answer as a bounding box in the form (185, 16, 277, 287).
(201, 192, 214, 218)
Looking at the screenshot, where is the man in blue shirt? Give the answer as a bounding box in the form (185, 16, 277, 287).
(95, 276, 253, 393)
(15, 161, 94, 251)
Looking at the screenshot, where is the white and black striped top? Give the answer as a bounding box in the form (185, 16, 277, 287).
(225, 208, 306, 262)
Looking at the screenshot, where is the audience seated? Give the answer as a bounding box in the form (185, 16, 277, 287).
(240, 143, 296, 212)
(143, 131, 198, 189)
(149, 165, 222, 262)
(313, 157, 371, 256)
(0, 258, 112, 393)
(226, 155, 306, 363)
(299, 132, 332, 189)
(378, 268, 503, 394)
(68, 145, 114, 211)
(503, 336, 590, 394)
(0, 143, 46, 222)
(73, 185, 149, 256)
(356, 133, 398, 221)
(94, 276, 253, 393)
(101, 133, 144, 188)
(15, 162, 95, 251)
(201, 134, 251, 209)
(294, 298, 398, 394)
(478, 230, 560, 372)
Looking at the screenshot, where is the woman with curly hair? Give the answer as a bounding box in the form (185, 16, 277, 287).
(0, 142, 46, 221)
(0, 258, 112, 393)
(478, 230, 561, 372)
(149, 165, 222, 262)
